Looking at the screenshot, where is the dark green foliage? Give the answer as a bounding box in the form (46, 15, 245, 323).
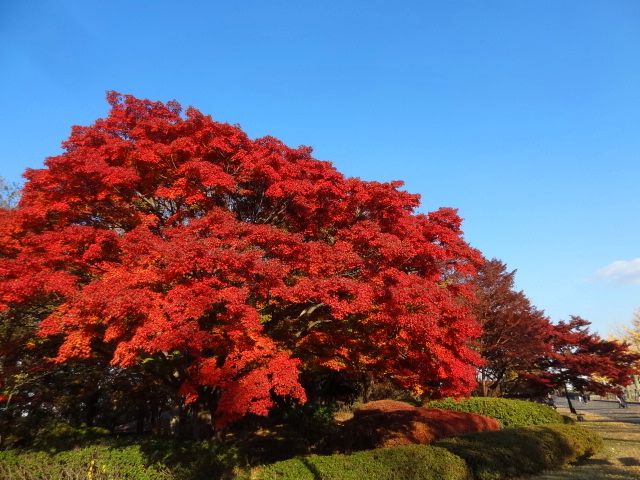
(32, 420, 111, 451)
(133, 437, 246, 480)
(254, 444, 472, 480)
(0, 420, 602, 480)
(424, 397, 563, 427)
(284, 402, 339, 449)
(434, 423, 603, 480)
(253, 422, 601, 480)
(0, 445, 171, 480)
(0, 436, 246, 480)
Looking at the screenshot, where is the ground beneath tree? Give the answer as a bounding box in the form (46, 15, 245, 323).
(522, 398, 640, 480)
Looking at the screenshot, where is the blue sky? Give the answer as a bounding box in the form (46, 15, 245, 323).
(1, 1, 639, 336)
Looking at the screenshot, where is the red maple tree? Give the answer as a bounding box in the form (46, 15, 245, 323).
(0, 93, 483, 427)
(471, 260, 640, 401)
(472, 258, 553, 397)
(541, 316, 640, 396)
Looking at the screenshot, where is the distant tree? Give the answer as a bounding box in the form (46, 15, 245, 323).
(0, 177, 20, 210)
(0, 92, 484, 429)
(539, 316, 640, 413)
(471, 260, 640, 407)
(472, 259, 553, 397)
(619, 308, 640, 401)
(622, 308, 640, 351)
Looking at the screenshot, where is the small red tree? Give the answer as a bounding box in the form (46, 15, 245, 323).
(0, 93, 483, 427)
(541, 316, 640, 397)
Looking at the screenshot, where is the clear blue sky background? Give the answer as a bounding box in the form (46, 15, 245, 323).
(1, 1, 639, 336)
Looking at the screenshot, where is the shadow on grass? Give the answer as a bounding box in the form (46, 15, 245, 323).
(533, 464, 640, 480)
(300, 457, 323, 480)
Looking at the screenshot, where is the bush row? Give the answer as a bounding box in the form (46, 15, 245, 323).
(0, 398, 592, 479)
(434, 423, 603, 480)
(0, 445, 171, 480)
(254, 423, 603, 480)
(253, 444, 471, 480)
(424, 397, 564, 427)
(0, 437, 244, 480)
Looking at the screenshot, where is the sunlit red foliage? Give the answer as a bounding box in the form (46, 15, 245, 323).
(0, 93, 483, 427)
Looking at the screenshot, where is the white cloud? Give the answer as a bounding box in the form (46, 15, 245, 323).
(594, 258, 640, 285)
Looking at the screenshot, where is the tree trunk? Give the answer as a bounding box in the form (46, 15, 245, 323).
(136, 403, 146, 434)
(564, 385, 577, 414)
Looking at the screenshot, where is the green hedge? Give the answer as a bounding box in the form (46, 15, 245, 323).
(1, 422, 602, 480)
(433, 423, 603, 480)
(0, 445, 172, 480)
(253, 423, 602, 480)
(424, 397, 563, 427)
(0, 437, 244, 480)
(254, 444, 472, 480)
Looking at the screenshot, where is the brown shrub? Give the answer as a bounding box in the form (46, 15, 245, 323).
(343, 399, 500, 450)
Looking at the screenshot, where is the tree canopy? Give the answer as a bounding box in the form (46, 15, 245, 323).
(472, 258, 553, 397)
(0, 93, 484, 427)
(541, 316, 640, 396)
(471, 259, 640, 399)
(622, 308, 640, 351)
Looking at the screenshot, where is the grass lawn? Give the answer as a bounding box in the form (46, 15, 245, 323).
(521, 417, 640, 480)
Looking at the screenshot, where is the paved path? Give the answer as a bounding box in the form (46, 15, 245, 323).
(552, 396, 640, 426)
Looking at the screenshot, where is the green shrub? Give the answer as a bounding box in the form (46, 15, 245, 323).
(133, 437, 247, 480)
(0, 436, 246, 480)
(33, 420, 111, 451)
(434, 423, 603, 480)
(254, 422, 601, 480)
(424, 397, 563, 427)
(0, 445, 171, 480)
(285, 402, 340, 448)
(254, 444, 472, 480)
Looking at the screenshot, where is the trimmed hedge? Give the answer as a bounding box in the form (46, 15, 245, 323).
(0, 437, 244, 480)
(341, 400, 500, 450)
(1, 421, 602, 480)
(424, 397, 563, 427)
(433, 423, 603, 480)
(254, 444, 472, 480)
(254, 423, 602, 480)
(0, 445, 172, 480)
